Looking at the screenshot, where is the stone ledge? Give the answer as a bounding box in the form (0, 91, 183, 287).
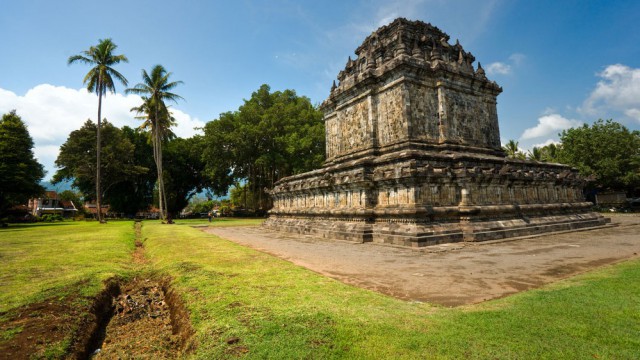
(264, 212, 610, 248)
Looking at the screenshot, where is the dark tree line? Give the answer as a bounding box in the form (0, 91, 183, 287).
(504, 119, 640, 195)
(0, 111, 45, 222)
(53, 120, 206, 219)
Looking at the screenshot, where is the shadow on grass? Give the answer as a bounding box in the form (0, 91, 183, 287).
(0, 222, 77, 232)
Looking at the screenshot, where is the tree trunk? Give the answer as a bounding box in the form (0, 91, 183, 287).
(152, 107, 167, 223)
(158, 129, 168, 222)
(152, 121, 165, 221)
(96, 82, 104, 223)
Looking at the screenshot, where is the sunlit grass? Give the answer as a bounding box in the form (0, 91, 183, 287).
(0, 220, 135, 312)
(1, 219, 638, 358)
(142, 221, 640, 359)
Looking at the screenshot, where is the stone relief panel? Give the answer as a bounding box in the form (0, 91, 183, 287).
(325, 115, 339, 159)
(376, 85, 407, 146)
(443, 90, 499, 148)
(335, 98, 370, 156)
(483, 99, 501, 148)
(407, 83, 439, 141)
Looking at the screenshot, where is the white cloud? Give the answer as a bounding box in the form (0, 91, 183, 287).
(532, 139, 560, 149)
(0, 84, 204, 179)
(625, 108, 640, 121)
(486, 62, 511, 75)
(520, 113, 582, 140)
(580, 64, 640, 123)
(508, 53, 525, 66)
(374, 0, 427, 27)
(486, 53, 526, 76)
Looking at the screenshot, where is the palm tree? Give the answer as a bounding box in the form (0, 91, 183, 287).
(68, 39, 128, 223)
(527, 146, 543, 161)
(540, 143, 560, 162)
(503, 140, 521, 159)
(130, 96, 177, 220)
(127, 65, 183, 222)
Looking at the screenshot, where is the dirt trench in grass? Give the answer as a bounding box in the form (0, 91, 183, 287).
(86, 222, 194, 359)
(87, 276, 194, 359)
(0, 222, 195, 359)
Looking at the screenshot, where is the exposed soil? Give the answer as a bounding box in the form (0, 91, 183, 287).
(91, 277, 193, 359)
(132, 222, 148, 265)
(206, 214, 640, 306)
(0, 294, 86, 359)
(0, 279, 119, 360)
(0, 222, 194, 359)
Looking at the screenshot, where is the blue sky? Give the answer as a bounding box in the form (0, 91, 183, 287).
(1, 0, 639, 180)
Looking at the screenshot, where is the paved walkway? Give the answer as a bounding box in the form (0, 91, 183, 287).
(204, 214, 640, 306)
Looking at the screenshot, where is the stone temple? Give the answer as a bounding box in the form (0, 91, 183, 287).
(264, 18, 608, 247)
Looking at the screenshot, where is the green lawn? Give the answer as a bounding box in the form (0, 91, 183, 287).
(0, 220, 135, 312)
(1, 219, 639, 359)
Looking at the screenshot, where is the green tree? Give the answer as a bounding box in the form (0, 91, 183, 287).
(557, 119, 640, 193)
(106, 126, 156, 216)
(503, 139, 526, 160)
(58, 190, 86, 216)
(203, 84, 324, 211)
(185, 198, 221, 215)
(162, 136, 209, 220)
(53, 120, 148, 215)
(539, 143, 560, 163)
(527, 146, 543, 161)
(0, 111, 45, 221)
(229, 182, 257, 211)
(68, 38, 128, 222)
(127, 65, 183, 222)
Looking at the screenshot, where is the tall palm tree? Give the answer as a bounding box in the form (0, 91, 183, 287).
(130, 96, 177, 220)
(127, 65, 183, 222)
(68, 39, 128, 223)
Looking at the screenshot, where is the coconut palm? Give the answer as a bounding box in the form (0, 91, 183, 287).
(527, 146, 543, 161)
(503, 139, 519, 158)
(130, 96, 177, 220)
(503, 139, 526, 159)
(68, 39, 128, 223)
(126, 65, 183, 222)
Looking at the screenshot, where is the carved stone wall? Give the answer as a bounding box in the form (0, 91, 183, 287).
(264, 18, 608, 247)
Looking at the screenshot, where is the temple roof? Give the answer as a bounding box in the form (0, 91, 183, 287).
(326, 18, 500, 99)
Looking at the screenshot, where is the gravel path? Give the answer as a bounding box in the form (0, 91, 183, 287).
(205, 214, 640, 306)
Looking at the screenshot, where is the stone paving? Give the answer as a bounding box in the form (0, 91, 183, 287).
(208, 214, 639, 306)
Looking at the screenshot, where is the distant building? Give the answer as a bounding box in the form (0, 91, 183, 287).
(83, 201, 109, 219)
(135, 206, 161, 219)
(28, 191, 78, 218)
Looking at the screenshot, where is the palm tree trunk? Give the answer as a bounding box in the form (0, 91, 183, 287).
(152, 123, 165, 221)
(158, 130, 168, 222)
(96, 83, 103, 223)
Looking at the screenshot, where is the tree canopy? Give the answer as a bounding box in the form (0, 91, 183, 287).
(557, 119, 640, 193)
(203, 84, 325, 210)
(106, 126, 156, 215)
(53, 120, 148, 207)
(0, 111, 45, 219)
(162, 136, 209, 219)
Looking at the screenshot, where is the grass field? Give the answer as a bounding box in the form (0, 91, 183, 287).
(1, 219, 639, 359)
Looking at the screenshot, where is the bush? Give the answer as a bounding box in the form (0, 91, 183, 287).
(38, 214, 63, 222)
